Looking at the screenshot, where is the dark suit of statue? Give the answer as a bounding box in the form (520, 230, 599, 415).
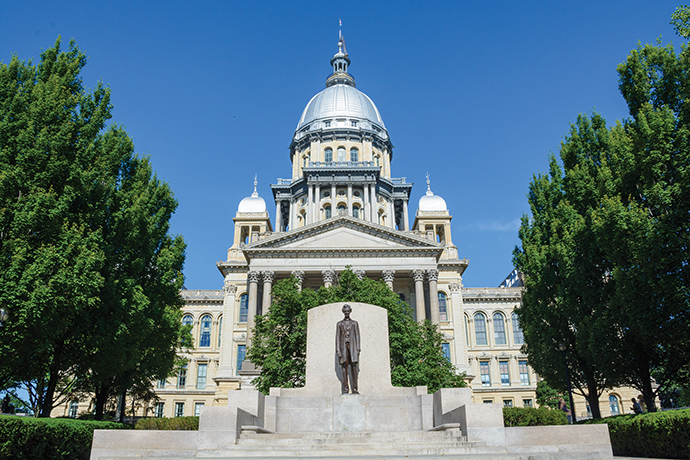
(336, 304, 360, 394)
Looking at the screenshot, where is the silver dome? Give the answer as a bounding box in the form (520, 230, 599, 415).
(295, 83, 386, 132)
(418, 178, 448, 212)
(237, 179, 267, 213)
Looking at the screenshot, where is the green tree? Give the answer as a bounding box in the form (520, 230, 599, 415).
(535, 380, 566, 409)
(248, 269, 466, 394)
(0, 38, 188, 417)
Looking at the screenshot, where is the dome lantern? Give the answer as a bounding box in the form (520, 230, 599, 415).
(237, 176, 267, 214)
(327, 36, 355, 88)
(418, 173, 448, 213)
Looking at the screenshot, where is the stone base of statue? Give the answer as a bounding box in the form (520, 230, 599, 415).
(90, 302, 613, 460)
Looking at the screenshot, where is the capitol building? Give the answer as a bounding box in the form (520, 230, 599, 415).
(56, 38, 633, 421)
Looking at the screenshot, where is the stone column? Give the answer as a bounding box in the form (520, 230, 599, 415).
(449, 281, 469, 373)
(307, 184, 313, 225)
(370, 183, 377, 222)
(217, 280, 237, 378)
(382, 269, 395, 290)
(288, 198, 294, 231)
(413, 269, 426, 322)
(291, 270, 305, 291)
(315, 184, 321, 222)
(403, 199, 409, 231)
(354, 269, 365, 280)
(347, 184, 353, 216)
(363, 184, 370, 223)
(246, 271, 260, 349)
(331, 183, 336, 215)
(427, 269, 440, 325)
(275, 201, 282, 231)
(322, 269, 336, 288)
(261, 271, 274, 315)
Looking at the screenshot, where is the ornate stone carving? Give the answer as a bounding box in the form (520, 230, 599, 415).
(449, 282, 462, 292)
(223, 280, 237, 295)
(262, 271, 275, 284)
(248, 271, 261, 284)
(322, 269, 336, 284)
(426, 269, 439, 282)
(412, 269, 425, 282)
(354, 269, 366, 280)
(382, 269, 395, 283)
(291, 270, 305, 283)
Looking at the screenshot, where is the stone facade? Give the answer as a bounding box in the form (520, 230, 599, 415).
(53, 38, 636, 421)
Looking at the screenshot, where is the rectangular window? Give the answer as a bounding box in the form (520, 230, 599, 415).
(194, 402, 205, 417)
(239, 295, 248, 323)
(523, 399, 533, 408)
(519, 360, 530, 386)
(157, 379, 166, 389)
(482, 399, 493, 404)
(196, 364, 207, 389)
(155, 402, 164, 418)
(503, 399, 513, 408)
(175, 402, 184, 417)
(480, 361, 490, 387)
(499, 361, 510, 386)
(441, 343, 451, 362)
(68, 401, 78, 418)
(177, 365, 187, 388)
(236, 345, 246, 375)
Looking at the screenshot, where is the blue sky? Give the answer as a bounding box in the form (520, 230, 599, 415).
(0, 1, 683, 289)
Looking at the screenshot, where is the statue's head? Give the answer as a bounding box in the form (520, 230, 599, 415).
(342, 304, 352, 317)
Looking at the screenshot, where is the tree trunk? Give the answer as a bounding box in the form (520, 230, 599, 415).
(639, 365, 657, 412)
(585, 377, 602, 419)
(38, 370, 60, 418)
(94, 383, 110, 421)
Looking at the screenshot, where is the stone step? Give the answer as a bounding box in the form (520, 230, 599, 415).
(209, 444, 509, 457)
(231, 440, 483, 450)
(238, 430, 467, 445)
(110, 455, 604, 460)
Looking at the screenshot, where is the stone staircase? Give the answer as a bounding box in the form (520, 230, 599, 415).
(179, 429, 603, 460)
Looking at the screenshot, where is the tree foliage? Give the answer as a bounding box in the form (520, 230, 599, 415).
(248, 269, 466, 394)
(515, 10, 690, 417)
(0, 38, 188, 418)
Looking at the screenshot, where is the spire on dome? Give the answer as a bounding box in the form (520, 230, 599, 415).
(252, 174, 259, 197)
(426, 172, 432, 194)
(327, 23, 355, 88)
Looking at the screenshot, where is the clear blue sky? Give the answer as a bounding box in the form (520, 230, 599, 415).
(0, 1, 682, 289)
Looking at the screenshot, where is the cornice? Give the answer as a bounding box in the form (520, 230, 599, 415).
(243, 247, 443, 259)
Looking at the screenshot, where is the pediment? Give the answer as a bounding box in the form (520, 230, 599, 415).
(246, 216, 441, 251)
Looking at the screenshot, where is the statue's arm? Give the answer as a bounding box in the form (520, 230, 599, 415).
(335, 322, 342, 357)
(354, 322, 361, 353)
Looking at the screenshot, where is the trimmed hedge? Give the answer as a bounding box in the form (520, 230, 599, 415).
(583, 408, 690, 459)
(0, 416, 129, 460)
(135, 416, 199, 430)
(503, 406, 568, 426)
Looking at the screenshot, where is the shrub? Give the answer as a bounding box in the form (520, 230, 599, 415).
(503, 406, 568, 426)
(0, 416, 129, 460)
(583, 408, 690, 459)
(134, 416, 199, 431)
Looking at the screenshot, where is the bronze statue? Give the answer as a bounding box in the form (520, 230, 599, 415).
(336, 304, 360, 394)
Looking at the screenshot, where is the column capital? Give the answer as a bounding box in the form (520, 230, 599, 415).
(412, 269, 425, 282)
(382, 269, 395, 283)
(248, 271, 261, 284)
(291, 270, 305, 283)
(223, 280, 237, 295)
(426, 269, 439, 282)
(262, 271, 275, 284)
(449, 282, 462, 292)
(322, 269, 336, 284)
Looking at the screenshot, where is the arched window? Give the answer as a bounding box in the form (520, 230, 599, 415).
(337, 146, 346, 162)
(218, 316, 223, 347)
(350, 147, 358, 162)
(182, 314, 193, 327)
(324, 205, 331, 219)
(438, 292, 448, 321)
(474, 313, 487, 345)
(324, 148, 333, 163)
(353, 206, 360, 218)
(239, 294, 248, 322)
(68, 401, 78, 418)
(512, 312, 524, 344)
(303, 155, 308, 168)
(609, 395, 620, 415)
(199, 315, 212, 347)
(494, 313, 507, 345)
